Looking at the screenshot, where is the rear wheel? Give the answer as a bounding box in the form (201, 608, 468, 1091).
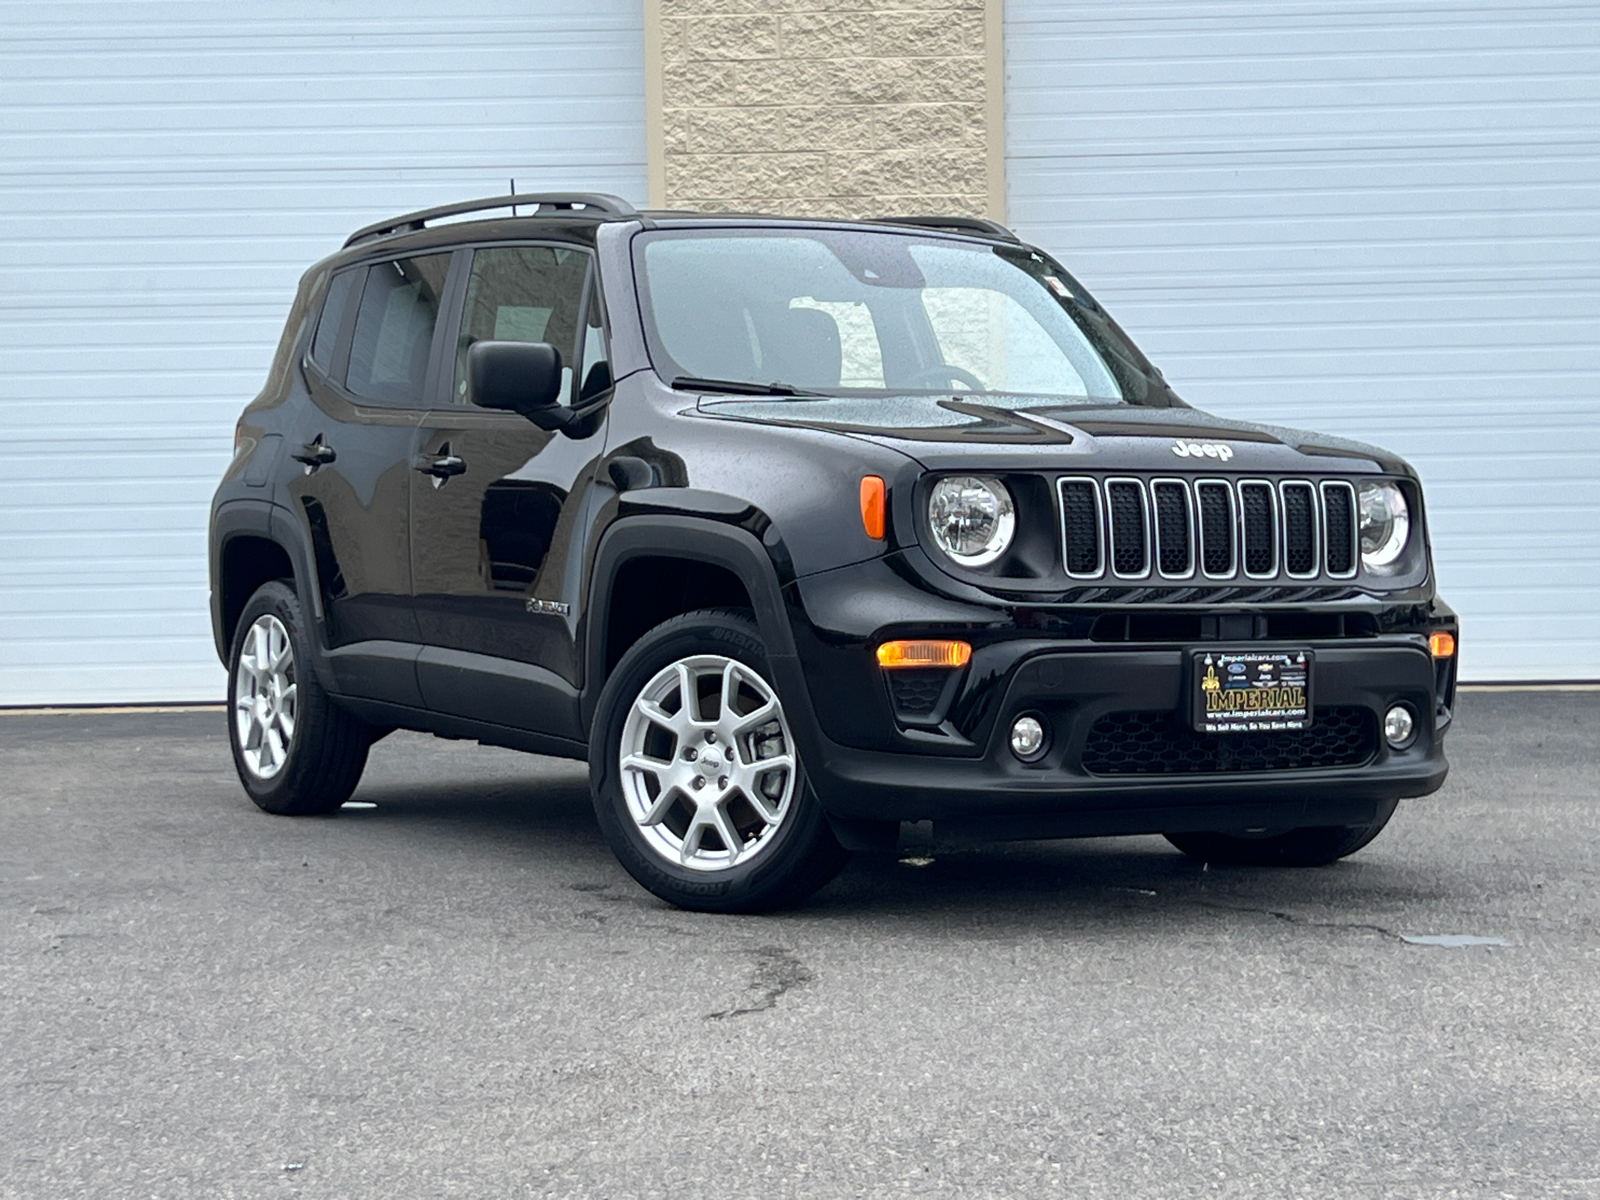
(589, 608, 849, 912)
(1164, 800, 1398, 867)
(227, 580, 370, 815)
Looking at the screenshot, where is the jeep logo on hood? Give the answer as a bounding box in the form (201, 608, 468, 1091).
(1171, 440, 1234, 462)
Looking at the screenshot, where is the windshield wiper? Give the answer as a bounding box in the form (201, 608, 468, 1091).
(671, 375, 823, 397)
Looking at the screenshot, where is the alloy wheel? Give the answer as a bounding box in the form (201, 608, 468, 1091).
(234, 613, 297, 780)
(618, 654, 797, 872)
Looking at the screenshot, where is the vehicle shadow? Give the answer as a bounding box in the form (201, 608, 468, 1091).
(342, 769, 606, 855)
(810, 837, 1452, 934)
(339, 759, 1459, 934)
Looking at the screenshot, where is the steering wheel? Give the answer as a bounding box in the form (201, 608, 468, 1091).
(903, 364, 986, 392)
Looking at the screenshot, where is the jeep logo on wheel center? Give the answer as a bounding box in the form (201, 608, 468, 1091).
(1171, 439, 1234, 461)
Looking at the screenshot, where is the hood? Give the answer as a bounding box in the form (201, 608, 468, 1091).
(694, 394, 1409, 476)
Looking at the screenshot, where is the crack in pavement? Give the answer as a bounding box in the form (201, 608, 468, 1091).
(706, 945, 814, 1020)
(1195, 900, 1406, 941)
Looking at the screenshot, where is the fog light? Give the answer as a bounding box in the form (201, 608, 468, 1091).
(1383, 704, 1416, 749)
(1010, 715, 1047, 761)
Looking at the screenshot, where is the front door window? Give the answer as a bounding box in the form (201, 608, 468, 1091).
(450, 246, 590, 405)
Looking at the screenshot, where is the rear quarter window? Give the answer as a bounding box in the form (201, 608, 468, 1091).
(309, 268, 360, 373)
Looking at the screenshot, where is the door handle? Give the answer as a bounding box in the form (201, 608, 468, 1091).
(415, 444, 467, 487)
(291, 436, 336, 474)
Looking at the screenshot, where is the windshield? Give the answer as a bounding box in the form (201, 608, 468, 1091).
(633, 228, 1148, 404)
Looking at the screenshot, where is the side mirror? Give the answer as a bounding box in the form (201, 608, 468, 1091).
(468, 341, 569, 429)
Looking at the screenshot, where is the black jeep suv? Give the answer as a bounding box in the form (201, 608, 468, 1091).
(211, 192, 1458, 911)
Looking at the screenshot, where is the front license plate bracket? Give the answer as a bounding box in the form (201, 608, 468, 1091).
(1191, 648, 1314, 733)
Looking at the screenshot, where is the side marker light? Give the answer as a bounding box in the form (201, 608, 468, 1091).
(1429, 631, 1456, 659)
(860, 475, 886, 540)
(876, 640, 971, 669)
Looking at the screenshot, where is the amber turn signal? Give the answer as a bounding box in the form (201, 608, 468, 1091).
(876, 640, 972, 669)
(1429, 630, 1456, 659)
(859, 475, 886, 540)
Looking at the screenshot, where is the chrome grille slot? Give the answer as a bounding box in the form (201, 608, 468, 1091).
(1239, 481, 1277, 577)
(1196, 481, 1236, 577)
(1057, 478, 1103, 578)
(1152, 481, 1193, 577)
(1322, 481, 1357, 578)
(1281, 482, 1318, 578)
(1105, 479, 1150, 578)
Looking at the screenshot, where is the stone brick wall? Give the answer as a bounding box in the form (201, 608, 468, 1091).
(646, 0, 1004, 220)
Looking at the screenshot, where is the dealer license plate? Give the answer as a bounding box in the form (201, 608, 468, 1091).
(1191, 648, 1313, 733)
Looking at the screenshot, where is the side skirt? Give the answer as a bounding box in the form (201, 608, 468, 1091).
(334, 695, 589, 762)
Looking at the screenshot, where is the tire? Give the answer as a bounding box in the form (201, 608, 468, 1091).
(227, 580, 371, 815)
(1164, 799, 1399, 867)
(588, 608, 849, 913)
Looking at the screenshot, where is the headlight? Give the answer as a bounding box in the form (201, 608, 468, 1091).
(1358, 480, 1411, 572)
(928, 475, 1015, 567)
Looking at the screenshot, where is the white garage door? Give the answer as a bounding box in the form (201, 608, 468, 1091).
(1005, 0, 1600, 681)
(0, 1, 646, 705)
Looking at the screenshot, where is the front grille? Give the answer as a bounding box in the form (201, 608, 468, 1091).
(1080, 706, 1376, 775)
(1058, 476, 1364, 586)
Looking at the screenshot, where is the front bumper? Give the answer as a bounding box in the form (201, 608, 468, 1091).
(771, 557, 1455, 840)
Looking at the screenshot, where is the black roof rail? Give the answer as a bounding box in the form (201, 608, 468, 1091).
(344, 192, 638, 247)
(875, 215, 1021, 243)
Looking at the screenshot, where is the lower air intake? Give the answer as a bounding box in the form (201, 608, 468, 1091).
(1080, 706, 1376, 775)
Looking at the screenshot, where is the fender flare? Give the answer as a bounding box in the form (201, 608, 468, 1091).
(581, 514, 798, 733)
(210, 498, 341, 694)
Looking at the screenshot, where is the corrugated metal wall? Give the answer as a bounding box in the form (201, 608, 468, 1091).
(0, 0, 646, 705)
(1005, 0, 1600, 681)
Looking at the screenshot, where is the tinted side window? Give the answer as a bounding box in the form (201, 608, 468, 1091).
(346, 254, 452, 405)
(309, 268, 360, 373)
(453, 246, 590, 405)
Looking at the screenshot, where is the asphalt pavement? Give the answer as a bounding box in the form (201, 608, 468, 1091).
(2, 691, 1597, 1199)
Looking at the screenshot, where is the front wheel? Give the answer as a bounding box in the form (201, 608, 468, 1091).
(588, 608, 849, 912)
(1164, 799, 1399, 867)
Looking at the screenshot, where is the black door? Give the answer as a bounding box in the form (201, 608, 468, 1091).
(409, 244, 612, 740)
(286, 252, 452, 702)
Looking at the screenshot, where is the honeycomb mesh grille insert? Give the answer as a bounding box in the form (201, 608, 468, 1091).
(1059, 480, 1101, 575)
(1153, 482, 1191, 575)
(1282, 483, 1316, 575)
(1197, 483, 1234, 575)
(1324, 484, 1355, 575)
(1080, 706, 1376, 775)
(886, 669, 948, 717)
(1107, 482, 1148, 575)
(1240, 483, 1275, 575)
